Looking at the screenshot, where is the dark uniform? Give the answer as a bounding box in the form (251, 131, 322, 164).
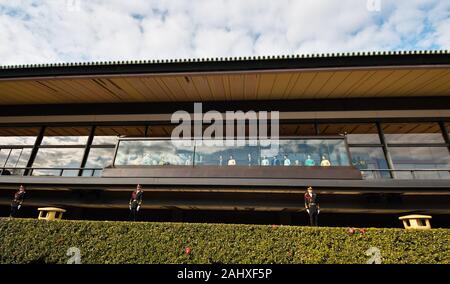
(129, 190, 143, 221)
(10, 190, 26, 217)
(304, 192, 319, 226)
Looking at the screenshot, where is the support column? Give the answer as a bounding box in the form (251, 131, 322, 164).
(78, 126, 96, 176)
(376, 122, 395, 179)
(24, 126, 45, 176)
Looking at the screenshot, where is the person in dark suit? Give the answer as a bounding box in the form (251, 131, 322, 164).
(272, 155, 281, 166)
(129, 184, 144, 221)
(304, 186, 320, 226)
(10, 185, 26, 217)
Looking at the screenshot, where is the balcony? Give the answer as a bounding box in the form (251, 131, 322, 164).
(1, 137, 450, 181)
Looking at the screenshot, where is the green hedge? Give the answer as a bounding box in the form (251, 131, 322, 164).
(0, 218, 449, 264)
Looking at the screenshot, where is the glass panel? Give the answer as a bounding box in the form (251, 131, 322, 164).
(349, 147, 390, 179)
(0, 127, 40, 145)
(115, 140, 195, 166)
(0, 148, 32, 176)
(319, 123, 380, 144)
(0, 136, 37, 145)
(195, 140, 260, 166)
(41, 127, 91, 145)
(32, 148, 84, 176)
(0, 149, 9, 166)
(82, 148, 115, 176)
(390, 147, 450, 179)
(92, 126, 147, 145)
(383, 123, 444, 144)
(4, 149, 31, 167)
(275, 139, 350, 166)
(113, 138, 352, 167)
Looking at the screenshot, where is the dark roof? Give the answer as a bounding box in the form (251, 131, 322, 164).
(1, 50, 449, 79)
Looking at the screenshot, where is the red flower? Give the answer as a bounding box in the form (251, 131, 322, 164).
(359, 229, 366, 234)
(185, 247, 191, 255)
(347, 228, 355, 235)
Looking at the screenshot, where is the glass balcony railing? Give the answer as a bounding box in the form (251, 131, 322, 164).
(360, 169, 450, 180)
(0, 167, 103, 177)
(113, 138, 352, 167)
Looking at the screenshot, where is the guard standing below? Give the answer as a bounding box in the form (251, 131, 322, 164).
(10, 185, 26, 218)
(129, 184, 144, 221)
(304, 186, 320, 226)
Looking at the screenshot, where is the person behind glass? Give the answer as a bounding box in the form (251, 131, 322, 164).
(261, 156, 270, 166)
(272, 155, 281, 166)
(227, 155, 236, 166)
(218, 155, 223, 166)
(129, 184, 143, 221)
(283, 155, 291, 166)
(10, 185, 26, 218)
(185, 155, 192, 166)
(304, 155, 315, 166)
(320, 155, 331, 167)
(304, 186, 320, 226)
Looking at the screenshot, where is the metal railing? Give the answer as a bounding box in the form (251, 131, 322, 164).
(0, 167, 103, 177)
(360, 169, 450, 180)
(1, 166, 450, 180)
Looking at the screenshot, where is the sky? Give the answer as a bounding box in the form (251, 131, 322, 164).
(0, 0, 449, 66)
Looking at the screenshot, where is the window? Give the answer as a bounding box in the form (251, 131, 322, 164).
(195, 140, 259, 166)
(381, 123, 449, 179)
(349, 147, 390, 179)
(0, 149, 8, 166)
(0, 127, 40, 175)
(382, 123, 445, 144)
(115, 140, 195, 166)
(82, 148, 116, 176)
(32, 148, 85, 176)
(390, 147, 450, 179)
(32, 127, 91, 176)
(319, 123, 380, 144)
(113, 138, 352, 167)
(0, 149, 30, 175)
(3, 149, 32, 168)
(276, 139, 350, 166)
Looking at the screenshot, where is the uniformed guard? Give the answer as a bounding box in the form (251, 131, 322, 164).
(304, 186, 320, 226)
(129, 184, 144, 221)
(10, 185, 26, 218)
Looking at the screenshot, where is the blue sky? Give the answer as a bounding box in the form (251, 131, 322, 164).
(0, 0, 449, 65)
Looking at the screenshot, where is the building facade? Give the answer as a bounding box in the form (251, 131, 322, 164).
(0, 51, 449, 227)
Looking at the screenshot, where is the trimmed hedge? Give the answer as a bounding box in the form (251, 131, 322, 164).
(0, 218, 449, 264)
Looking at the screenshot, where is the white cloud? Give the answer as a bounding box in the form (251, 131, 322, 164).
(0, 0, 448, 65)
